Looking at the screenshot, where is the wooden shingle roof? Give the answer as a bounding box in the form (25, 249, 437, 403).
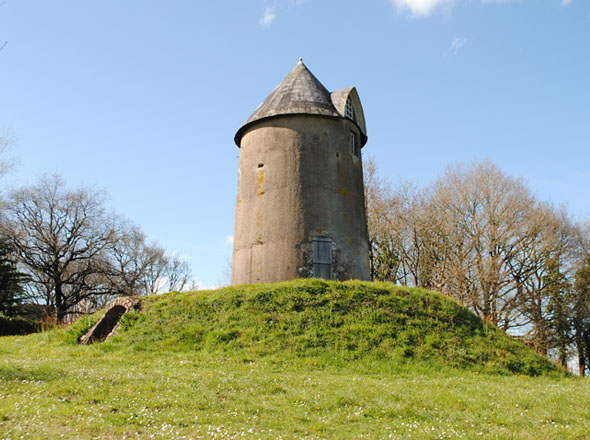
(234, 59, 367, 147)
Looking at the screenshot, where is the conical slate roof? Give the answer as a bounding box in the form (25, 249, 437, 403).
(234, 59, 342, 146)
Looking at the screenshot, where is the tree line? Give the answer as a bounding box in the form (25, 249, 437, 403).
(2, 135, 589, 374)
(365, 159, 590, 375)
(0, 171, 193, 323)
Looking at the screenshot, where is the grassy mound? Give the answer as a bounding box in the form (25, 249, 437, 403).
(83, 279, 558, 376)
(3, 280, 586, 439)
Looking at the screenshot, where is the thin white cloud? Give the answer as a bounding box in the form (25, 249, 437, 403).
(259, 1, 309, 27)
(259, 7, 277, 28)
(390, 0, 454, 17)
(225, 235, 234, 245)
(445, 37, 468, 57)
(561, 0, 572, 6)
(390, 0, 520, 17)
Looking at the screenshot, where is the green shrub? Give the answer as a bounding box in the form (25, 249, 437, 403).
(0, 313, 40, 336)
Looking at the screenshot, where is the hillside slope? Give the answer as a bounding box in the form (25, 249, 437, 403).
(3, 280, 588, 440)
(83, 279, 557, 376)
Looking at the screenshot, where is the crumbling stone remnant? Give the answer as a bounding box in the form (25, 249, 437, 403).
(79, 296, 141, 344)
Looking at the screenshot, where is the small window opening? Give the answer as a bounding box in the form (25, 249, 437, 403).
(349, 132, 359, 157)
(312, 237, 332, 280)
(345, 97, 356, 121)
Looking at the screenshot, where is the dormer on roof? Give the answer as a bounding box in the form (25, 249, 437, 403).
(330, 87, 367, 139)
(235, 59, 368, 147)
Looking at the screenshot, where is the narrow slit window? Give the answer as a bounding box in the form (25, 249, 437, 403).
(312, 237, 332, 280)
(349, 131, 359, 157)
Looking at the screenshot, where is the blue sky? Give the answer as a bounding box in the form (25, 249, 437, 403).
(1, 0, 588, 287)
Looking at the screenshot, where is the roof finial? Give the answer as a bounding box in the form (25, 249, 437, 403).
(299, 57, 303, 63)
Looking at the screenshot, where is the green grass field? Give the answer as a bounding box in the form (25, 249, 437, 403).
(1, 280, 589, 439)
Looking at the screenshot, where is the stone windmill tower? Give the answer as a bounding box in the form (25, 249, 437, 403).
(231, 59, 370, 285)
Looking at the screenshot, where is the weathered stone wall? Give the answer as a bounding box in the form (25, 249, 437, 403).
(231, 114, 370, 284)
(79, 296, 141, 344)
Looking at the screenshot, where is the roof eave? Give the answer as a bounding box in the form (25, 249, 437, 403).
(234, 113, 368, 147)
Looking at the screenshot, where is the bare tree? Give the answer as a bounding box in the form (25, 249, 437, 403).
(139, 244, 168, 295)
(0, 133, 14, 179)
(1, 175, 116, 322)
(165, 255, 192, 292)
(429, 162, 540, 329)
(365, 160, 581, 342)
(104, 222, 151, 298)
(1, 169, 200, 320)
(509, 204, 574, 354)
(364, 158, 400, 282)
(364, 158, 424, 285)
(104, 222, 195, 296)
(0, 132, 17, 210)
(217, 258, 232, 287)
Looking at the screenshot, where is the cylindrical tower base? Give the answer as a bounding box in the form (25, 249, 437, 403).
(231, 115, 370, 285)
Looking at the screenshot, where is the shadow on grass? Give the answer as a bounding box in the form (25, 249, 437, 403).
(0, 365, 65, 382)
